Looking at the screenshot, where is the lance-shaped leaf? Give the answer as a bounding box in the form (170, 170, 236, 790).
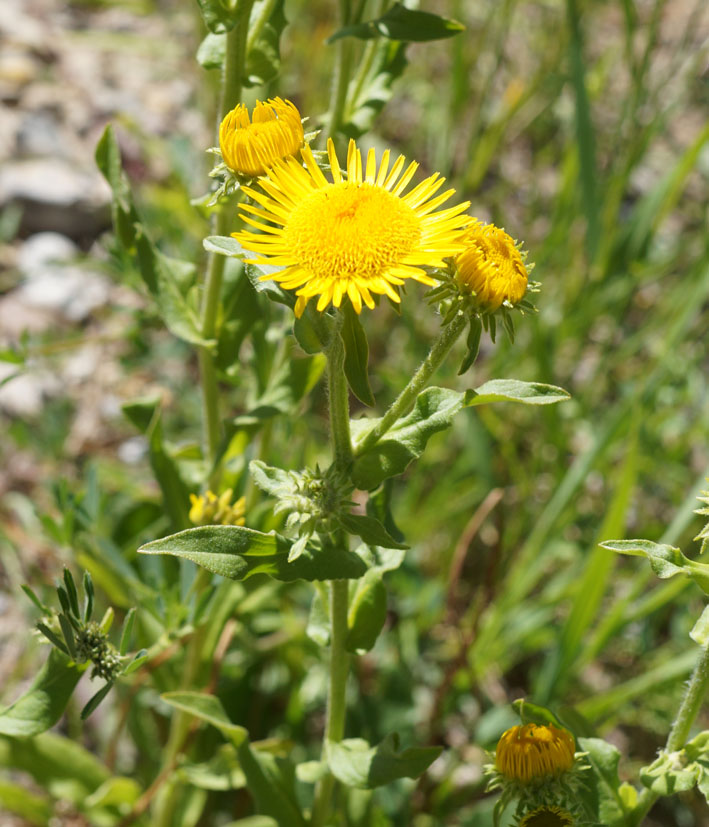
(352, 381, 569, 489)
(600, 539, 709, 594)
(463, 379, 570, 406)
(341, 302, 375, 406)
(0, 649, 84, 737)
(203, 235, 246, 258)
(139, 525, 367, 581)
(328, 734, 442, 789)
(578, 737, 629, 827)
(95, 126, 210, 348)
(346, 570, 387, 653)
(162, 692, 305, 825)
(329, 3, 464, 43)
(244, 0, 288, 88)
(338, 513, 407, 550)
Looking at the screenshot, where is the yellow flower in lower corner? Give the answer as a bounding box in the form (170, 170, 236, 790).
(519, 805, 575, 827)
(234, 138, 471, 317)
(455, 220, 529, 311)
(496, 724, 575, 784)
(219, 98, 304, 179)
(189, 489, 245, 527)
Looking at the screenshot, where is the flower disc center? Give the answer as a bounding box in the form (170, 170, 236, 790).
(284, 182, 421, 282)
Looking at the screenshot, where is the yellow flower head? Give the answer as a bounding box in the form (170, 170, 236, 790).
(234, 138, 471, 317)
(455, 220, 529, 311)
(495, 724, 575, 784)
(189, 489, 245, 527)
(519, 805, 574, 827)
(219, 98, 304, 178)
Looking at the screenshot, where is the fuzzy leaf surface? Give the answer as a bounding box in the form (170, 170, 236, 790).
(139, 526, 367, 581)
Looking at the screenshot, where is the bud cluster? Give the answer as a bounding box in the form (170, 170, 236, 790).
(250, 461, 354, 561)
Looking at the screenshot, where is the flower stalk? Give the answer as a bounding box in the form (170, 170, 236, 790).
(354, 311, 468, 456)
(199, 0, 255, 469)
(311, 313, 353, 826)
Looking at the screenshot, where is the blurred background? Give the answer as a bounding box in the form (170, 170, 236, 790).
(1, 0, 709, 824)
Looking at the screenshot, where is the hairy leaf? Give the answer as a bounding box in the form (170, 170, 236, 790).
(139, 526, 367, 581)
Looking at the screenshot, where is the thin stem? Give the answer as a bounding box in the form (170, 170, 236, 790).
(311, 313, 352, 826)
(629, 641, 709, 826)
(154, 8, 254, 825)
(199, 1, 254, 468)
(354, 312, 468, 457)
(325, 0, 354, 148)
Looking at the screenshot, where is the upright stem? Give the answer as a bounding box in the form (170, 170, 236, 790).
(199, 1, 254, 468)
(630, 642, 709, 825)
(311, 315, 352, 826)
(354, 312, 468, 456)
(154, 9, 254, 826)
(325, 0, 354, 148)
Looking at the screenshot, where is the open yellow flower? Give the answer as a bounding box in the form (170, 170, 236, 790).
(234, 138, 471, 317)
(455, 220, 529, 310)
(219, 98, 304, 178)
(519, 805, 574, 827)
(496, 724, 575, 784)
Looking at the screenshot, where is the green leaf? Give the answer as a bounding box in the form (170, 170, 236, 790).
(178, 744, 246, 790)
(0, 779, 51, 826)
(81, 681, 114, 720)
(163, 693, 304, 826)
(639, 749, 700, 796)
(95, 125, 210, 348)
(343, 39, 408, 139)
(352, 387, 461, 489)
(244, 0, 288, 87)
(217, 259, 260, 373)
(249, 460, 290, 498)
(84, 776, 142, 810)
(119, 607, 136, 655)
(346, 570, 387, 653)
(464, 379, 570, 406)
(196, 32, 226, 70)
(328, 734, 442, 789)
(203, 235, 246, 258)
(244, 262, 294, 308)
(162, 692, 248, 747)
(352, 381, 569, 489)
(195, 0, 239, 33)
(306, 588, 330, 647)
(338, 513, 408, 550)
(122, 398, 191, 530)
(692, 606, 709, 645)
(458, 317, 482, 375)
(0, 731, 109, 803)
(0, 649, 83, 737)
(62, 568, 80, 618)
(329, 3, 464, 43)
(234, 353, 326, 425)
(341, 302, 375, 406)
(600, 539, 709, 593)
(139, 525, 367, 581)
(579, 737, 631, 827)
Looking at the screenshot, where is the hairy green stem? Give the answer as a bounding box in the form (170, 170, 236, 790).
(154, 9, 254, 825)
(311, 315, 352, 825)
(326, 0, 354, 147)
(199, 1, 254, 468)
(354, 312, 468, 456)
(630, 641, 709, 825)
